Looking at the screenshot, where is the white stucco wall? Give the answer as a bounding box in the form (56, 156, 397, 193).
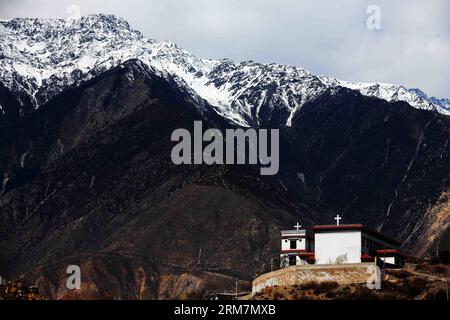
(379, 256, 395, 264)
(315, 231, 361, 264)
(281, 238, 306, 251)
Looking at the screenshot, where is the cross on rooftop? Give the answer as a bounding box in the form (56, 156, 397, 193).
(293, 222, 302, 231)
(334, 214, 342, 226)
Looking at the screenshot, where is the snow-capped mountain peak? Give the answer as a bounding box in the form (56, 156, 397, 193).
(409, 88, 450, 112)
(0, 14, 448, 127)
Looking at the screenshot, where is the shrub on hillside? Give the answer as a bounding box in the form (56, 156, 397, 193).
(260, 287, 272, 295)
(415, 263, 433, 273)
(404, 278, 428, 297)
(425, 288, 448, 300)
(0, 281, 45, 300)
(313, 281, 339, 295)
(181, 288, 207, 300)
(273, 291, 284, 299)
(300, 281, 319, 291)
(389, 270, 411, 279)
(349, 287, 378, 300)
(382, 280, 408, 296)
(379, 292, 399, 300)
(335, 285, 351, 298)
(432, 264, 448, 275)
(430, 251, 450, 264)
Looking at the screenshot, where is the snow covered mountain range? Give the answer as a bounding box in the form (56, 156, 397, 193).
(0, 14, 448, 126)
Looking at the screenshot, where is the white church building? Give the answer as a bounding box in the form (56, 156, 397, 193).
(280, 215, 404, 268)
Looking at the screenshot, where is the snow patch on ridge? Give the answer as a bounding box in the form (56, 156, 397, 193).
(0, 14, 448, 127)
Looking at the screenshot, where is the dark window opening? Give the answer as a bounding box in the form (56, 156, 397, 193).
(289, 255, 296, 265)
(290, 240, 297, 249)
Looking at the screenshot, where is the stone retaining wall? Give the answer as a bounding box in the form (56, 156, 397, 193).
(252, 262, 376, 293)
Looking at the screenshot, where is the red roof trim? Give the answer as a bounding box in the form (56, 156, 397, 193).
(281, 235, 313, 239)
(281, 249, 315, 256)
(361, 253, 375, 261)
(376, 249, 401, 255)
(312, 224, 365, 231)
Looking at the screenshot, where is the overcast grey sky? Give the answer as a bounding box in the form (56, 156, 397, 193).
(1, 0, 448, 98)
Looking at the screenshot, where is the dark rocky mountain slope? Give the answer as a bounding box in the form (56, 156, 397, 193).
(0, 59, 449, 299)
(280, 89, 450, 252)
(0, 59, 324, 299)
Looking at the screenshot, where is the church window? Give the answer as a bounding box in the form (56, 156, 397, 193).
(290, 240, 297, 249)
